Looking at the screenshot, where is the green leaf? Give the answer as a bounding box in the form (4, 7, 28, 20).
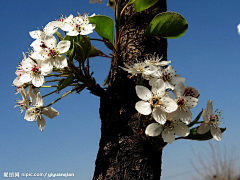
(68, 42, 76, 63)
(57, 73, 75, 91)
(64, 35, 79, 52)
(128, 0, 135, 5)
(89, 46, 104, 57)
(89, 15, 114, 50)
(74, 42, 85, 63)
(188, 110, 203, 127)
(55, 31, 63, 41)
(144, 12, 188, 39)
(133, 0, 158, 12)
(183, 127, 226, 141)
(79, 36, 91, 60)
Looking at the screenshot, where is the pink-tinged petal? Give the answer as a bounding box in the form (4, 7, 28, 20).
(145, 123, 163, 136)
(207, 100, 213, 115)
(32, 74, 44, 87)
(42, 107, 59, 118)
(210, 126, 222, 141)
(57, 40, 71, 54)
(13, 77, 24, 86)
(135, 101, 151, 115)
(135, 85, 152, 101)
(54, 55, 68, 68)
(37, 115, 46, 131)
(184, 96, 198, 109)
(19, 73, 32, 83)
(162, 129, 175, 144)
(197, 122, 211, 134)
(152, 107, 167, 124)
(161, 97, 178, 113)
(174, 123, 189, 137)
(202, 109, 210, 122)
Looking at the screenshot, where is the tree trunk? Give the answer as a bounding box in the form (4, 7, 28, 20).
(93, 1, 167, 179)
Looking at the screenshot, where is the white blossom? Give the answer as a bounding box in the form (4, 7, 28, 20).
(59, 14, 96, 36)
(121, 62, 158, 79)
(145, 118, 189, 144)
(19, 58, 51, 87)
(197, 100, 223, 141)
(167, 83, 198, 124)
(24, 92, 59, 131)
(150, 65, 185, 90)
(144, 54, 171, 67)
(135, 80, 178, 124)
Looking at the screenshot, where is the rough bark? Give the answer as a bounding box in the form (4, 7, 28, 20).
(93, 1, 167, 179)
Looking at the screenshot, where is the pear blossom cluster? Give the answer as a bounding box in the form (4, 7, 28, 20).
(15, 86, 59, 131)
(121, 54, 223, 143)
(13, 13, 96, 131)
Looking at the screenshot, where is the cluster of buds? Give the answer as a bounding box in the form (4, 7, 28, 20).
(13, 13, 96, 131)
(121, 54, 223, 143)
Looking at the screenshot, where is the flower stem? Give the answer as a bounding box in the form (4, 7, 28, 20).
(45, 87, 78, 107)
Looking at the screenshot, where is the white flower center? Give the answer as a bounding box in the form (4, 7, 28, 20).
(161, 72, 172, 82)
(31, 65, 40, 75)
(150, 97, 162, 107)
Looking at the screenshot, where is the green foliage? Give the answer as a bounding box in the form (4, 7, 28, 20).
(55, 31, 63, 41)
(128, 0, 135, 5)
(188, 110, 203, 127)
(89, 15, 114, 50)
(89, 46, 104, 58)
(79, 36, 91, 61)
(133, 0, 158, 12)
(57, 73, 74, 91)
(183, 127, 226, 141)
(64, 35, 79, 54)
(144, 12, 188, 39)
(74, 42, 85, 63)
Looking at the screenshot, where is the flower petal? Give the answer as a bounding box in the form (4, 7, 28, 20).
(42, 107, 59, 118)
(207, 100, 213, 115)
(197, 122, 211, 134)
(152, 107, 167, 124)
(210, 126, 222, 141)
(135, 85, 152, 101)
(162, 129, 175, 144)
(161, 97, 178, 113)
(135, 101, 151, 115)
(174, 123, 189, 137)
(37, 115, 46, 131)
(184, 96, 198, 109)
(145, 123, 163, 136)
(57, 40, 71, 54)
(53, 55, 68, 68)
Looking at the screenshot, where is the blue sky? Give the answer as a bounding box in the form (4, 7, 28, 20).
(1, 1, 240, 180)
